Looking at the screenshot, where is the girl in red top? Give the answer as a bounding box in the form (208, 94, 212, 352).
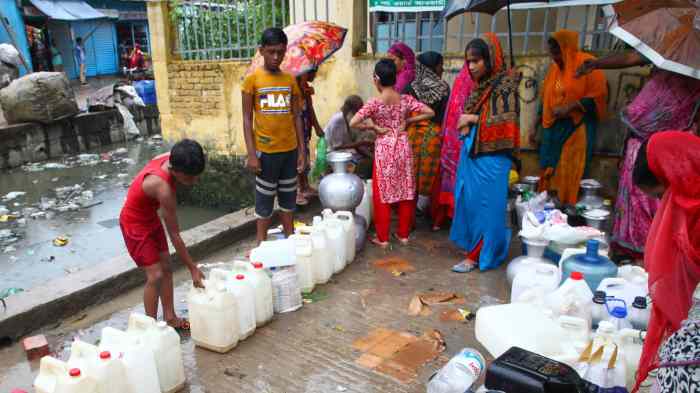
(120, 139, 206, 330)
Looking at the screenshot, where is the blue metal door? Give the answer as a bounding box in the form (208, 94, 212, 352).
(71, 20, 117, 77)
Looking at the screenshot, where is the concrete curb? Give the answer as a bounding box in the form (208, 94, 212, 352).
(0, 207, 260, 341)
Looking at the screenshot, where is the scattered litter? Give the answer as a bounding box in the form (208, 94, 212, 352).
(27, 249, 34, 256)
(302, 290, 329, 304)
(373, 257, 416, 275)
(333, 325, 345, 332)
(336, 386, 347, 392)
(9, 256, 18, 262)
(77, 154, 100, 163)
(120, 158, 136, 165)
(3, 191, 25, 201)
(16, 218, 26, 226)
(3, 245, 16, 253)
(111, 147, 128, 156)
(80, 190, 94, 201)
(408, 292, 466, 317)
(0, 206, 8, 215)
(53, 236, 69, 247)
(0, 287, 24, 309)
(478, 295, 503, 309)
(51, 177, 59, 182)
(41, 256, 56, 263)
(117, 173, 129, 178)
(32, 179, 39, 184)
(30, 211, 47, 219)
(0, 214, 17, 222)
(94, 175, 108, 180)
(55, 184, 83, 198)
(439, 308, 474, 322)
(44, 163, 68, 170)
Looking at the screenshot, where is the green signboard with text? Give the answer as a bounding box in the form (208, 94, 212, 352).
(369, 0, 447, 12)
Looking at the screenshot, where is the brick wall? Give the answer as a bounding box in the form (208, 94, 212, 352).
(168, 62, 224, 117)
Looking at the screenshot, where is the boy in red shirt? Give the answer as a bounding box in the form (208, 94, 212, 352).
(119, 139, 206, 330)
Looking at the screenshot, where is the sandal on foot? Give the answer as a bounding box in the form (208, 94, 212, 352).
(392, 233, 409, 246)
(167, 317, 190, 332)
(451, 260, 477, 273)
(369, 236, 389, 248)
(296, 195, 309, 206)
(431, 225, 441, 232)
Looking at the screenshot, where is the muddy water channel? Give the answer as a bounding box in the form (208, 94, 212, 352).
(0, 138, 227, 295)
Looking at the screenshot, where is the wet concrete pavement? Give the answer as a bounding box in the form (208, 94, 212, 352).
(0, 222, 511, 393)
(0, 139, 226, 293)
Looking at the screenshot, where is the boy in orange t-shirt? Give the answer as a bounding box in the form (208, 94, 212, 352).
(242, 27, 305, 244)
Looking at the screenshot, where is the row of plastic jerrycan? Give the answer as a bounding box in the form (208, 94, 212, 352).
(35, 313, 185, 393)
(188, 262, 274, 353)
(249, 209, 358, 292)
(475, 302, 645, 389)
(510, 261, 650, 330)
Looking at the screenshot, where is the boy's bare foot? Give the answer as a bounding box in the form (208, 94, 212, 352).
(167, 317, 190, 332)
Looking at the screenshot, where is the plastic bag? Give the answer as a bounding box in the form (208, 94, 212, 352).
(575, 342, 628, 393)
(310, 137, 327, 181)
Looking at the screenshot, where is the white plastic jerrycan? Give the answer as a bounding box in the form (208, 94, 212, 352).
(99, 327, 161, 393)
(188, 275, 240, 353)
(243, 262, 274, 326)
(597, 277, 648, 308)
(320, 214, 347, 274)
(249, 238, 296, 268)
(215, 268, 256, 340)
(35, 357, 98, 393)
(334, 211, 356, 263)
(546, 271, 593, 327)
(296, 225, 332, 285)
(310, 218, 335, 283)
(355, 182, 372, 229)
(126, 314, 186, 393)
(289, 234, 315, 293)
(67, 340, 133, 393)
(511, 262, 561, 303)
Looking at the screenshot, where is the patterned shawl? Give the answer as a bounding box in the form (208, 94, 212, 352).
(410, 52, 450, 107)
(463, 32, 520, 155)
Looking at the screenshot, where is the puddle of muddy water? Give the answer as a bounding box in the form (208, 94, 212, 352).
(0, 139, 230, 294)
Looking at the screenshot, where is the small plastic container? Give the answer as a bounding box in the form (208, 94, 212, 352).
(591, 290, 608, 329)
(604, 298, 633, 330)
(629, 296, 650, 331)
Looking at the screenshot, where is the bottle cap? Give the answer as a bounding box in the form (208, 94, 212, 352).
(236, 274, 245, 280)
(633, 296, 647, 309)
(99, 351, 111, 360)
(570, 271, 584, 280)
(593, 291, 606, 304)
(69, 368, 81, 377)
(252, 262, 263, 269)
(610, 306, 627, 319)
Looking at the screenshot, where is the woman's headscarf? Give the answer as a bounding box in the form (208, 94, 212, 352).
(410, 51, 450, 107)
(439, 60, 476, 204)
(542, 30, 607, 129)
(634, 131, 700, 392)
(462, 32, 520, 155)
(388, 42, 416, 92)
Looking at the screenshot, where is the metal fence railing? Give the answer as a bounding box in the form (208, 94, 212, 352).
(170, 0, 290, 60)
(371, 5, 619, 56)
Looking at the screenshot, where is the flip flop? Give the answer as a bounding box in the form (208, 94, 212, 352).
(392, 233, 409, 246)
(167, 317, 190, 333)
(369, 236, 389, 249)
(451, 261, 477, 273)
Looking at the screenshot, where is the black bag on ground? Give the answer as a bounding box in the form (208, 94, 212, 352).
(0, 72, 79, 124)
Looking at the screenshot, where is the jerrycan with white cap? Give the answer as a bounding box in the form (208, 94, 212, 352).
(67, 340, 133, 393)
(319, 214, 346, 273)
(188, 273, 240, 353)
(99, 326, 161, 393)
(237, 261, 274, 326)
(214, 268, 256, 340)
(297, 225, 333, 285)
(35, 356, 98, 393)
(289, 234, 315, 293)
(126, 314, 185, 393)
(334, 211, 356, 263)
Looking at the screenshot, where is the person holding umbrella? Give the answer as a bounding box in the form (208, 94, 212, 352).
(576, 1, 700, 260)
(535, 29, 608, 206)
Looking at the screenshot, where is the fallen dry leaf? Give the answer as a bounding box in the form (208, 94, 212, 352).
(419, 292, 459, 305)
(407, 295, 424, 316)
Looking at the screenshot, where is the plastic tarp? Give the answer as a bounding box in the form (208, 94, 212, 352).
(28, 0, 106, 21)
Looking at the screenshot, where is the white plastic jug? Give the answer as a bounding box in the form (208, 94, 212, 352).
(297, 225, 332, 285)
(355, 182, 371, 229)
(320, 215, 347, 274)
(270, 267, 303, 313)
(188, 277, 240, 353)
(35, 357, 98, 393)
(597, 277, 648, 308)
(427, 348, 485, 393)
(475, 303, 569, 358)
(334, 211, 356, 263)
(99, 327, 161, 393)
(126, 314, 186, 393)
(618, 328, 645, 389)
(215, 268, 256, 340)
(546, 271, 593, 327)
(249, 239, 296, 268)
(245, 262, 274, 326)
(289, 234, 315, 293)
(629, 296, 650, 331)
(511, 262, 561, 303)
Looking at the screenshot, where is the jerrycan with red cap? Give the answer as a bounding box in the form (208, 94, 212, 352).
(34, 356, 97, 393)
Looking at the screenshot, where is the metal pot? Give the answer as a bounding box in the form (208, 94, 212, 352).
(319, 151, 365, 212)
(578, 180, 603, 210)
(354, 214, 367, 252)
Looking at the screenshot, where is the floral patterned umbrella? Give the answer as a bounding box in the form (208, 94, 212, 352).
(247, 21, 348, 76)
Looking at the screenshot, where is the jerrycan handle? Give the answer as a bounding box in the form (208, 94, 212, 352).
(39, 356, 68, 377)
(128, 313, 156, 332)
(70, 339, 98, 358)
(599, 277, 627, 291)
(334, 211, 353, 220)
(209, 268, 230, 286)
